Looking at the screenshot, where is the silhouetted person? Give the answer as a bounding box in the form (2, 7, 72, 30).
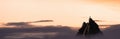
(76, 17, 102, 37)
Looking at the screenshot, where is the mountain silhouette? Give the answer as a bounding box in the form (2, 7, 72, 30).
(77, 17, 102, 37)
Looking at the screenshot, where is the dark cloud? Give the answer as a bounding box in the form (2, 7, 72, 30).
(0, 26, 76, 39)
(4, 20, 53, 27)
(102, 24, 120, 39)
(94, 20, 104, 22)
(99, 25, 111, 26)
(1, 24, 120, 39)
(5, 22, 31, 26)
(103, 24, 120, 31)
(32, 20, 53, 23)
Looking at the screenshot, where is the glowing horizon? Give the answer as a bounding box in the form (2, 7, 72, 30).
(0, 0, 120, 27)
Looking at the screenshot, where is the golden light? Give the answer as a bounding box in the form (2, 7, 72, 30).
(0, 0, 120, 28)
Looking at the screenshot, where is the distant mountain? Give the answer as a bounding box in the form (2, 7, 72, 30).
(77, 17, 102, 37)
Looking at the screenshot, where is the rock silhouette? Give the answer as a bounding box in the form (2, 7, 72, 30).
(77, 17, 102, 37)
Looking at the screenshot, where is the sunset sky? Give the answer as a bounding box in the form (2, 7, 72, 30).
(0, 0, 120, 27)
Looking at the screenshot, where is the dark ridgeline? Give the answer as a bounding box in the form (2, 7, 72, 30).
(77, 17, 102, 37)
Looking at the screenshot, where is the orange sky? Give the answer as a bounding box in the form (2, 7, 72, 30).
(0, 0, 120, 27)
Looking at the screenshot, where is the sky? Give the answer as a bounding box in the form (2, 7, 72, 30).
(1, 0, 120, 39)
(0, 0, 120, 27)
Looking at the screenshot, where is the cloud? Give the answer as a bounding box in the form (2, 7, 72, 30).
(31, 20, 53, 23)
(104, 24, 120, 30)
(102, 24, 120, 39)
(4, 20, 53, 27)
(2, 24, 120, 39)
(94, 20, 104, 22)
(0, 26, 76, 39)
(5, 22, 31, 26)
(99, 25, 110, 26)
